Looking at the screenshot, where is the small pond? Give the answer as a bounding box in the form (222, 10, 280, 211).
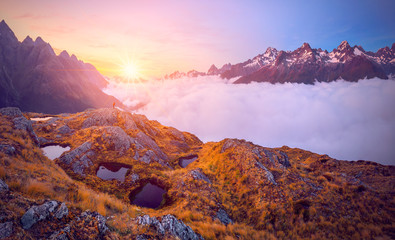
(130, 183, 166, 209)
(41, 145, 70, 160)
(96, 162, 130, 182)
(179, 155, 198, 168)
(31, 117, 53, 122)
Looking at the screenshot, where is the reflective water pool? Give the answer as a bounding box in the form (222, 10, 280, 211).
(179, 155, 198, 168)
(130, 183, 166, 209)
(96, 162, 130, 182)
(41, 145, 70, 160)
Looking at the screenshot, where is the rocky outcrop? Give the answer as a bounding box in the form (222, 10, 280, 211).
(101, 126, 131, 153)
(0, 180, 9, 193)
(20, 200, 68, 230)
(58, 142, 93, 176)
(82, 108, 118, 128)
(137, 214, 204, 240)
(0, 107, 39, 145)
(214, 209, 233, 225)
(189, 169, 211, 184)
(0, 222, 13, 239)
(132, 132, 169, 167)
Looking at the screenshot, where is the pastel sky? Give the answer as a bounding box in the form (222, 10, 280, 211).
(1, 0, 394, 78)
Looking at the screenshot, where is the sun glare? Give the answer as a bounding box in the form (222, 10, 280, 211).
(121, 63, 139, 80)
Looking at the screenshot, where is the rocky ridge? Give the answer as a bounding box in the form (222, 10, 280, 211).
(0, 107, 394, 239)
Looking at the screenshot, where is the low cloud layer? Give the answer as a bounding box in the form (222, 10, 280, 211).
(104, 77, 395, 165)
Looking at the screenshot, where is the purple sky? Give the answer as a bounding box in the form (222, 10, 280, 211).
(1, 0, 394, 77)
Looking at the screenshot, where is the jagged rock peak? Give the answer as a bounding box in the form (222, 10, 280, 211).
(59, 50, 70, 58)
(0, 20, 18, 43)
(22, 35, 34, 45)
(300, 42, 312, 50)
(337, 40, 351, 51)
(35, 36, 46, 45)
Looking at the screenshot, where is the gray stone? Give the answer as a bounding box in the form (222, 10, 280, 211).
(71, 151, 94, 176)
(57, 125, 74, 135)
(131, 173, 140, 182)
(0, 179, 9, 193)
(0, 144, 15, 155)
(48, 226, 70, 240)
(134, 132, 167, 160)
(278, 151, 291, 168)
(189, 169, 211, 184)
(54, 202, 69, 219)
(255, 161, 277, 185)
(38, 137, 53, 145)
(80, 211, 108, 234)
(0, 107, 23, 117)
(214, 209, 233, 225)
(21, 200, 59, 229)
(13, 116, 39, 145)
(119, 111, 138, 130)
(81, 108, 118, 128)
(168, 128, 185, 141)
(137, 214, 203, 240)
(0, 221, 13, 239)
(221, 139, 238, 153)
(262, 149, 276, 164)
(161, 214, 203, 240)
(59, 142, 92, 165)
(101, 126, 131, 153)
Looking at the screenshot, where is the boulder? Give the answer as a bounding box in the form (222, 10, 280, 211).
(57, 125, 74, 135)
(137, 214, 204, 240)
(21, 200, 60, 229)
(59, 141, 92, 165)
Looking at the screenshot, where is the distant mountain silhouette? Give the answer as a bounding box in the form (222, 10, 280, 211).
(165, 41, 395, 84)
(0, 20, 123, 114)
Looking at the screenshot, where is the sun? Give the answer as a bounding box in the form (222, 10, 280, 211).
(121, 62, 139, 80)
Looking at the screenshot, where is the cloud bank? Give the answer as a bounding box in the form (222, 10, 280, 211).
(104, 76, 395, 165)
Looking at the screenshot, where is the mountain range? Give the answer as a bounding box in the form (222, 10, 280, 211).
(165, 41, 395, 84)
(0, 20, 123, 114)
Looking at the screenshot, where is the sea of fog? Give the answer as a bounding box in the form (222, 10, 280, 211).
(104, 76, 395, 165)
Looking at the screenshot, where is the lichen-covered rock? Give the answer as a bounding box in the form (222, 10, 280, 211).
(101, 126, 131, 153)
(12, 115, 39, 145)
(278, 151, 291, 168)
(48, 226, 70, 240)
(0, 107, 23, 117)
(119, 111, 138, 130)
(0, 179, 9, 193)
(58, 142, 94, 176)
(54, 202, 69, 219)
(214, 209, 233, 225)
(0, 144, 15, 155)
(189, 169, 211, 184)
(0, 221, 13, 239)
(132, 132, 169, 167)
(221, 139, 239, 153)
(57, 125, 74, 135)
(137, 214, 204, 240)
(255, 161, 277, 185)
(59, 141, 92, 165)
(21, 200, 59, 229)
(161, 214, 203, 240)
(81, 108, 118, 128)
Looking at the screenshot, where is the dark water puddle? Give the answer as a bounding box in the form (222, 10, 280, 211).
(179, 155, 198, 168)
(96, 162, 130, 182)
(130, 183, 166, 209)
(41, 145, 70, 160)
